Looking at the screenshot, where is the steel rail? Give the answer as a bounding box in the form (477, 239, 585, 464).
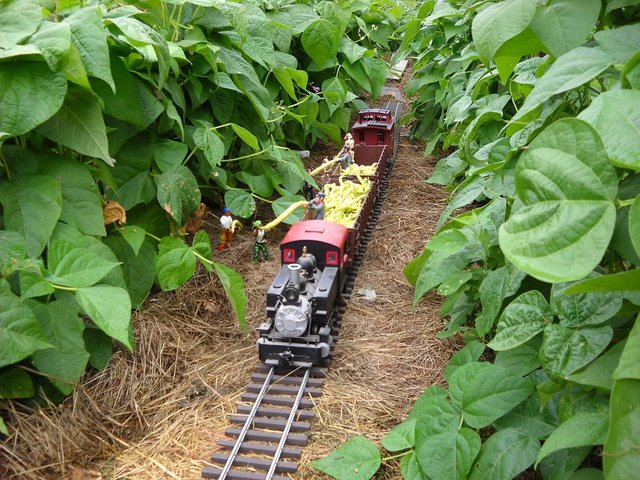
(264, 368, 311, 479)
(217, 366, 275, 480)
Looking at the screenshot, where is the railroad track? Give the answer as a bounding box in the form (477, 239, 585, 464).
(202, 99, 402, 480)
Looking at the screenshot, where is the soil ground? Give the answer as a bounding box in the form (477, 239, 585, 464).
(1, 90, 455, 480)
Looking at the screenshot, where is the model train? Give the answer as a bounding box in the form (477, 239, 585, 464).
(256, 104, 400, 367)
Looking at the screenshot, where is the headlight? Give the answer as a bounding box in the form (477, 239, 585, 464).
(275, 303, 309, 337)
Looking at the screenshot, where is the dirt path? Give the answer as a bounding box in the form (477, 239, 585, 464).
(1, 105, 454, 480)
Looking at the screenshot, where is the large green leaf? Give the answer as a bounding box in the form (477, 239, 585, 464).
(400, 451, 429, 480)
(614, 315, 640, 381)
(0, 175, 62, 257)
(413, 231, 485, 305)
(381, 418, 416, 452)
(578, 90, 640, 171)
(566, 270, 640, 293)
(230, 123, 260, 151)
(193, 127, 225, 170)
(551, 277, 623, 327)
(155, 236, 196, 291)
(449, 362, 535, 429)
(0, 282, 50, 368)
(38, 154, 106, 236)
(417, 426, 481, 480)
(595, 23, 640, 64)
(0, 368, 34, 399)
(567, 340, 626, 391)
(604, 379, 640, 478)
(499, 119, 617, 282)
(50, 223, 126, 291)
(0, 62, 67, 138)
(488, 291, 552, 351)
(83, 326, 112, 371)
(494, 340, 542, 377)
(528, 0, 600, 58)
(152, 139, 188, 173)
(0, 0, 41, 49)
(93, 55, 163, 128)
(477, 264, 526, 337)
(48, 239, 119, 288)
(444, 341, 485, 382)
(0, 230, 27, 274)
(65, 6, 115, 91)
(19, 271, 55, 299)
(537, 413, 609, 465)
(469, 428, 540, 480)
(311, 436, 381, 480)
(111, 172, 156, 210)
(301, 18, 340, 66)
(212, 262, 247, 334)
(511, 47, 612, 123)
(36, 88, 114, 166)
(236, 171, 273, 198)
(31, 301, 89, 395)
(75, 285, 132, 351)
(224, 189, 255, 218)
(541, 324, 613, 379)
(631, 196, 640, 257)
(28, 20, 71, 71)
(494, 392, 558, 439)
(104, 235, 156, 308)
(156, 165, 201, 225)
(471, 0, 536, 66)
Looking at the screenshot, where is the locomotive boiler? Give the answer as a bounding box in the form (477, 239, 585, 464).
(257, 105, 399, 368)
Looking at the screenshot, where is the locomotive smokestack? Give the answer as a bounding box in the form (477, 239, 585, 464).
(288, 263, 302, 290)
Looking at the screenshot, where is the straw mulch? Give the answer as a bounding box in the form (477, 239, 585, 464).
(1, 103, 455, 480)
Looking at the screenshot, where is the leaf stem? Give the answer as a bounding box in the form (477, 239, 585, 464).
(221, 148, 271, 163)
(193, 250, 213, 266)
(252, 193, 273, 204)
(381, 450, 412, 462)
(50, 283, 78, 292)
(0, 144, 11, 181)
(617, 198, 636, 208)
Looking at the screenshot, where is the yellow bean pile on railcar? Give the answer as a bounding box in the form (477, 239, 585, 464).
(323, 163, 378, 228)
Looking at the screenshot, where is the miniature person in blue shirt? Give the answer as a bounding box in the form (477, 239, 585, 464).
(307, 192, 325, 220)
(336, 145, 353, 169)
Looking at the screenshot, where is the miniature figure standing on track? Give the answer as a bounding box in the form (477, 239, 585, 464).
(252, 220, 270, 263)
(218, 207, 235, 251)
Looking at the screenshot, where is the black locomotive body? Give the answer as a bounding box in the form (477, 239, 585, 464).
(257, 106, 398, 368)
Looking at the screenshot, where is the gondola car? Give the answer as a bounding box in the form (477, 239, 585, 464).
(257, 105, 399, 367)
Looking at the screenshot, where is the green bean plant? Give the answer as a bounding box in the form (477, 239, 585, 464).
(0, 0, 403, 433)
(312, 1, 640, 479)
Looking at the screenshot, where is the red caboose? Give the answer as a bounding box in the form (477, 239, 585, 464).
(351, 108, 395, 148)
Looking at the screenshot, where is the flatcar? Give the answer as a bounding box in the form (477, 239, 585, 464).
(257, 103, 400, 367)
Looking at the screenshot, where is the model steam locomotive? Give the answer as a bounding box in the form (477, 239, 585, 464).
(257, 104, 400, 367)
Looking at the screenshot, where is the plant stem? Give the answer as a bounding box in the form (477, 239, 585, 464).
(617, 198, 636, 208)
(0, 144, 11, 181)
(193, 250, 214, 267)
(50, 283, 78, 292)
(381, 450, 412, 462)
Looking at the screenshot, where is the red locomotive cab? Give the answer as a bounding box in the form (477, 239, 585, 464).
(280, 220, 351, 269)
(352, 108, 395, 149)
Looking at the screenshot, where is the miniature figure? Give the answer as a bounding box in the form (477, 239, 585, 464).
(344, 132, 355, 160)
(306, 191, 325, 220)
(218, 207, 235, 251)
(252, 220, 270, 263)
(336, 145, 353, 169)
